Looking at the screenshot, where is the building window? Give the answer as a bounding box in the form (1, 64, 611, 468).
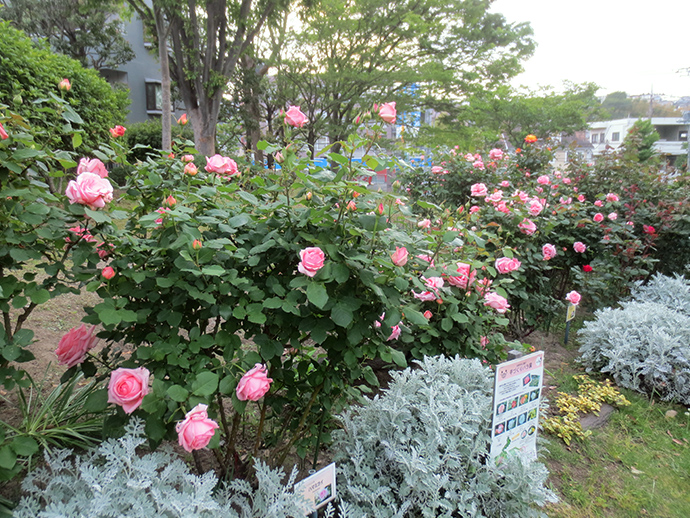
(611, 132, 620, 142)
(591, 134, 598, 143)
(680, 130, 688, 140)
(145, 81, 162, 112)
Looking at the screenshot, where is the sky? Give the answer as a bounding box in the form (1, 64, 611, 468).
(490, 0, 690, 100)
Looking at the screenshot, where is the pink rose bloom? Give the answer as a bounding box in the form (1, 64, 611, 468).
(608, 212, 618, 221)
(77, 157, 108, 178)
(573, 241, 587, 253)
(374, 312, 385, 328)
(285, 106, 309, 128)
(495, 257, 521, 274)
(560, 197, 572, 205)
(535, 186, 543, 193)
(594, 200, 603, 207)
(346, 200, 356, 211)
(563, 178, 571, 184)
(184, 162, 198, 176)
(417, 219, 431, 229)
(470, 183, 488, 197)
(65, 172, 113, 209)
(537, 175, 550, 185)
(236, 363, 273, 401)
(378, 102, 396, 124)
(387, 324, 401, 341)
(527, 199, 543, 216)
(412, 290, 437, 301)
(67, 225, 97, 243)
(518, 218, 537, 235)
(486, 190, 503, 203)
(109, 125, 126, 138)
(445, 262, 476, 289)
(182, 154, 195, 163)
(176, 404, 220, 453)
(483, 292, 510, 313)
(496, 201, 510, 214)
(0, 123, 8, 140)
(107, 367, 150, 414)
(298, 247, 325, 277)
(469, 205, 480, 214)
(431, 165, 444, 174)
(606, 193, 619, 202)
(480, 336, 489, 348)
(475, 277, 493, 295)
(565, 290, 582, 305)
(102, 266, 115, 279)
(423, 276, 444, 290)
(205, 154, 239, 175)
(593, 213, 604, 223)
(58, 78, 71, 91)
(423, 310, 433, 319)
(542, 243, 557, 261)
(463, 153, 474, 162)
(472, 160, 485, 170)
(97, 242, 114, 259)
(577, 194, 586, 202)
(55, 324, 99, 367)
(489, 148, 504, 161)
(514, 190, 529, 203)
(391, 246, 408, 266)
(416, 254, 435, 266)
(500, 181, 510, 188)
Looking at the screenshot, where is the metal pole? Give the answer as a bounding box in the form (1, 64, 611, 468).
(564, 320, 571, 345)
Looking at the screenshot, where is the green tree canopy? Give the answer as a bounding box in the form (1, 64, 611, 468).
(0, 0, 135, 70)
(601, 91, 681, 119)
(0, 21, 129, 151)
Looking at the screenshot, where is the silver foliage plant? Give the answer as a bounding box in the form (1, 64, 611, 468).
(332, 355, 557, 518)
(14, 418, 309, 518)
(578, 273, 690, 405)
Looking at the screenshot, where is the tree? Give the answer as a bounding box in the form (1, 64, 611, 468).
(462, 82, 603, 147)
(125, 0, 290, 156)
(0, 0, 135, 70)
(601, 91, 681, 120)
(622, 119, 660, 163)
(0, 21, 129, 152)
(272, 0, 534, 156)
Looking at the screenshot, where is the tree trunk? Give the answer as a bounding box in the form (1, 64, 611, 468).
(155, 7, 171, 151)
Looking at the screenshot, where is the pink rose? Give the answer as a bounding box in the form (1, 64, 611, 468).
(470, 183, 488, 197)
(518, 218, 537, 235)
(489, 148, 504, 161)
(387, 324, 401, 341)
(176, 404, 220, 452)
(412, 290, 437, 301)
(182, 154, 195, 163)
(593, 213, 604, 223)
(472, 160, 485, 170)
(285, 106, 309, 128)
(423, 310, 433, 319)
(542, 243, 557, 261)
(184, 162, 198, 176)
(58, 78, 71, 91)
(102, 266, 115, 279)
(486, 190, 503, 203)
(177, 113, 188, 125)
(65, 172, 113, 209)
(0, 123, 7, 140)
(606, 193, 619, 202)
(475, 277, 492, 295)
(495, 257, 521, 274)
(298, 247, 325, 277)
(573, 241, 587, 253)
(236, 363, 273, 401)
(423, 276, 444, 290)
(500, 181, 510, 188)
(608, 212, 617, 221)
(109, 125, 126, 138)
(107, 367, 150, 414)
(496, 201, 510, 214)
(480, 336, 489, 348)
(527, 199, 543, 216)
(205, 154, 239, 175)
(483, 292, 510, 313)
(577, 194, 586, 202)
(445, 262, 476, 289)
(469, 205, 480, 214)
(417, 219, 431, 229)
(55, 324, 99, 368)
(565, 290, 581, 305)
(378, 102, 396, 124)
(391, 246, 408, 266)
(431, 165, 444, 174)
(77, 158, 108, 178)
(537, 175, 550, 185)
(594, 200, 603, 207)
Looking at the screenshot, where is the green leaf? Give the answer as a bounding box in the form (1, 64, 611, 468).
(72, 132, 82, 149)
(192, 372, 219, 397)
(331, 304, 353, 327)
(29, 289, 50, 305)
(84, 208, 111, 224)
(10, 436, 39, 457)
(83, 388, 108, 412)
(201, 265, 225, 276)
(306, 282, 328, 309)
(404, 307, 428, 325)
(218, 375, 236, 395)
(0, 446, 17, 469)
(167, 385, 189, 402)
(389, 348, 407, 368)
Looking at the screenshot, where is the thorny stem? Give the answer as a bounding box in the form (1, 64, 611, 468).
(277, 383, 323, 465)
(252, 398, 268, 457)
(225, 411, 242, 465)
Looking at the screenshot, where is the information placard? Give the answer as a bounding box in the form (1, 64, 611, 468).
(566, 304, 577, 322)
(294, 462, 336, 513)
(490, 351, 544, 463)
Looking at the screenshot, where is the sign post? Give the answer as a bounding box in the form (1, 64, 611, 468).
(294, 462, 337, 515)
(490, 351, 545, 463)
(564, 303, 576, 345)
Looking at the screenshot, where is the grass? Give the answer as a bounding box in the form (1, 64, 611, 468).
(543, 378, 690, 517)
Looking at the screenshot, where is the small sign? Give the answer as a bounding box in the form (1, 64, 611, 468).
(490, 351, 544, 463)
(294, 462, 336, 513)
(566, 303, 577, 322)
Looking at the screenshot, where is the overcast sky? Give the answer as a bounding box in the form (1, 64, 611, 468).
(490, 0, 690, 99)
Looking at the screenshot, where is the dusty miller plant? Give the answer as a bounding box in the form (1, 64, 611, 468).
(578, 300, 690, 405)
(332, 355, 557, 517)
(14, 418, 308, 518)
(629, 272, 690, 316)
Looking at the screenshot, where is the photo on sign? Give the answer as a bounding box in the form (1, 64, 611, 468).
(530, 389, 540, 401)
(522, 374, 531, 386)
(528, 425, 536, 435)
(529, 374, 540, 387)
(507, 417, 517, 431)
(519, 393, 529, 406)
(508, 396, 519, 410)
(518, 412, 527, 426)
(314, 484, 332, 506)
(496, 402, 507, 416)
(528, 408, 537, 421)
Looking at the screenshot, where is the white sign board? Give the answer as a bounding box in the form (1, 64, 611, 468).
(490, 351, 544, 463)
(294, 462, 336, 514)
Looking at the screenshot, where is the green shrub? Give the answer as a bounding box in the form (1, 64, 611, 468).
(124, 119, 194, 163)
(333, 355, 557, 517)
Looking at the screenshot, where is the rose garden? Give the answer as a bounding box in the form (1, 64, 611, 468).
(2, 22, 690, 518)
